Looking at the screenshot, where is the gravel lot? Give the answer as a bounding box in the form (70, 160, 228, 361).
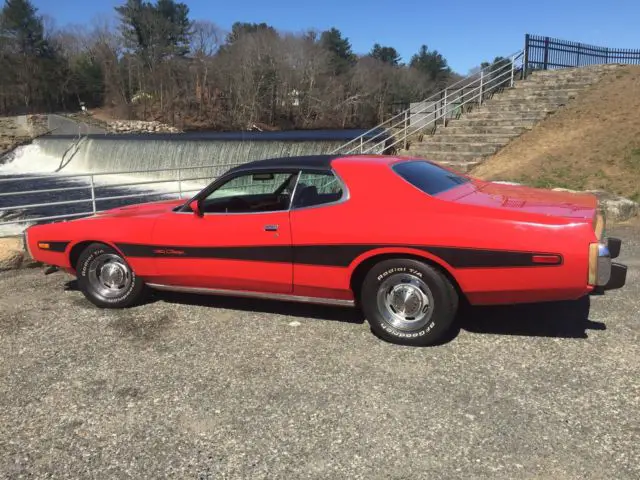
(1, 225, 638, 479)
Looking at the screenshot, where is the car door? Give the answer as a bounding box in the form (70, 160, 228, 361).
(148, 169, 298, 294)
(289, 169, 352, 300)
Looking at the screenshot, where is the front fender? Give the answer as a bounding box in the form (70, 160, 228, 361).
(25, 215, 159, 276)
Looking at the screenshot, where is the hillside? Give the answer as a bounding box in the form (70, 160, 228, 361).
(471, 66, 640, 202)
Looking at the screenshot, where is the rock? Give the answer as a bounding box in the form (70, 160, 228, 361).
(0, 237, 24, 271)
(597, 196, 639, 222)
(0, 250, 23, 271)
(106, 119, 182, 134)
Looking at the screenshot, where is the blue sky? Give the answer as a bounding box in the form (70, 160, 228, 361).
(31, 0, 640, 73)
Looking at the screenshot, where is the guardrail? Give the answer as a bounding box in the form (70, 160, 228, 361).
(0, 163, 241, 236)
(524, 34, 640, 72)
(331, 50, 525, 156)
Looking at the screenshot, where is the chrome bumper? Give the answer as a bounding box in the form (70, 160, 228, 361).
(22, 230, 33, 259)
(593, 237, 627, 292)
(596, 243, 612, 286)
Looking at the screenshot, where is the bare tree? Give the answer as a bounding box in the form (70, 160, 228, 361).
(1, 1, 457, 130)
(191, 20, 223, 57)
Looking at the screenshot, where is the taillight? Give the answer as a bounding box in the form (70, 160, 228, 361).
(593, 213, 604, 241)
(588, 243, 599, 285)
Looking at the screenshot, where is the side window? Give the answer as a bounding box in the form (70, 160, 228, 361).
(293, 171, 344, 209)
(201, 171, 297, 213)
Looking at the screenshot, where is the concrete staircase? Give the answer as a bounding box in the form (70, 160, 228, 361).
(402, 64, 624, 172)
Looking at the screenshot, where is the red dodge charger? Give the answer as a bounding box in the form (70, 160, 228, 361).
(24, 155, 627, 345)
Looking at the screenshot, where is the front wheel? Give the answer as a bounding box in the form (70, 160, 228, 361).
(76, 243, 146, 308)
(360, 259, 458, 346)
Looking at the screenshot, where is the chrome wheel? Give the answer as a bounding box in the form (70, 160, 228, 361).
(376, 273, 434, 331)
(87, 253, 132, 299)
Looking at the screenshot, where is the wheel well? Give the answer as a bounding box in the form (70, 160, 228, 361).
(69, 241, 100, 270)
(349, 253, 465, 302)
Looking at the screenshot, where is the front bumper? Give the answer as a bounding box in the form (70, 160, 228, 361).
(21, 229, 36, 261)
(592, 237, 627, 293)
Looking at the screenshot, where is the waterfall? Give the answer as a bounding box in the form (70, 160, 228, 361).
(0, 130, 380, 187)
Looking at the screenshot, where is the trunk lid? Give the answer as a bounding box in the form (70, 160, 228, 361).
(437, 180, 597, 220)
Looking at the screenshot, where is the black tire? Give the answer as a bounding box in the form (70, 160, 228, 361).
(76, 243, 146, 308)
(360, 258, 458, 346)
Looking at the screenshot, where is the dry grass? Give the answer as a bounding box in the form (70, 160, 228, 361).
(471, 65, 640, 202)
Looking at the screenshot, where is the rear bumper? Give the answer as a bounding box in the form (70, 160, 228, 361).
(591, 237, 627, 293)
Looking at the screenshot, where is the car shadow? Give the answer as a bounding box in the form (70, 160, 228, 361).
(457, 295, 604, 340)
(153, 290, 366, 324)
(64, 279, 605, 341)
(156, 292, 604, 341)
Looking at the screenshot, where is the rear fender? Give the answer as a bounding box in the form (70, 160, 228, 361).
(348, 246, 465, 294)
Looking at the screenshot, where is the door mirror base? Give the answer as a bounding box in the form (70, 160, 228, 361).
(189, 199, 203, 217)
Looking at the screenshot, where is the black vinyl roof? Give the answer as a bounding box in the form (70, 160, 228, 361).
(227, 155, 340, 173)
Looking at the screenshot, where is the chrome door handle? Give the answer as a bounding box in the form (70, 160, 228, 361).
(264, 224, 279, 232)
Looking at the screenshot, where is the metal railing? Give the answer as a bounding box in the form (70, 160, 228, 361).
(524, 34, 640, 73)
(0, 163, 242, 235)
(331, 50, 525, 156)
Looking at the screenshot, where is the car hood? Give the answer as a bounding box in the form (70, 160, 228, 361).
(97, 199, 186, 218)
(437, 180, 598, 220)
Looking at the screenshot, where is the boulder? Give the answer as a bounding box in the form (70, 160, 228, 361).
(0, 237, 24, 271)
(600, 197, 640, 222)
(551, 188, 639, 222)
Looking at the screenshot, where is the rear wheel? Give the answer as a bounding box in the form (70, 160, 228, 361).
(76, 243, 146, 308)
(360, 258, 458, 346)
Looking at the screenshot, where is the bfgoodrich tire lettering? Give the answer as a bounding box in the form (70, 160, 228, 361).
(76, 243, 146, 308)
(360, 259, 458, 346)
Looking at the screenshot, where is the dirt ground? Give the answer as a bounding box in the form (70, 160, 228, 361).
(472, 66, 640, 202)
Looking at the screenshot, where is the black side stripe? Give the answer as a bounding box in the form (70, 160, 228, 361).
(115, 243, 562, 269)
(118, 243, 293, 264)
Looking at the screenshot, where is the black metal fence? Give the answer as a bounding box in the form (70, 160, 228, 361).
(524, 34, 640, 73)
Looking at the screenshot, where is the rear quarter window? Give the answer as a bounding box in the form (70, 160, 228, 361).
(392, 160, 469, 195)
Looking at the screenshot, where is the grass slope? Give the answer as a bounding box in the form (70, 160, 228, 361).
(471, 66, 640, 202)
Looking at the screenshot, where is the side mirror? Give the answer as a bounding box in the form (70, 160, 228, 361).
(189, 199, 203, 217)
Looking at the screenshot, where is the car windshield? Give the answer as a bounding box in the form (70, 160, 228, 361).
(392, 160, 469, 196)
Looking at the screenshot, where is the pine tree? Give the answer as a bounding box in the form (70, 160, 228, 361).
(115, 0, 192, 58)
(1, 0, 49, 56)
(320, 28, 356, 75)
(410, 45, 451, 82)
(0, 0, 60, 111)
(370, 43, 401, 66)
(225, 22, 277, 46)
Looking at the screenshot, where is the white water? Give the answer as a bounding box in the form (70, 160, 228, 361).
(1, 135, 348, 184)
(28, 136, 344, 175)
(0, 143, 62, 174)
(0, 143, 202, 196)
